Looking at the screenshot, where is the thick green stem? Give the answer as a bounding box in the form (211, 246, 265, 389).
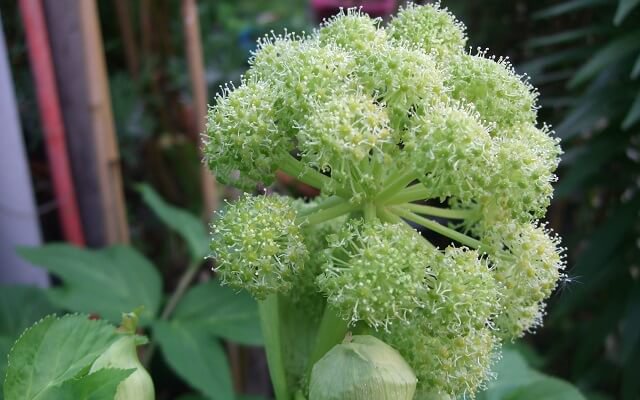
(384, 184, 431, 204)
(363, 202, 376, 222)
(376, 170, 418, 202)
(143, 259, 201, 366)
(299, 201, 359, 226)
(390, 206, 482, 249)
(278, 153, 350, 198)
(306, 306, 349, 383)
(376, 205, 403, 224)
(401, 203, 472, 220)
(259, 295, 290, 400)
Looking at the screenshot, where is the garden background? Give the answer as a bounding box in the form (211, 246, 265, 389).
(0, 0, 638, 399)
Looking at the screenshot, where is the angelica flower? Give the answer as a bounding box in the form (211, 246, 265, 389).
(205, 2, 564, 398)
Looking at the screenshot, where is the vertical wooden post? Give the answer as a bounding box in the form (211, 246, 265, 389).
(44, 0, 103, 247)
(77, 0, 130, 244)
(182, 0, 218, 220)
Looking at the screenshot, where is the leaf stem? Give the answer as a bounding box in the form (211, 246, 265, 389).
(143, 259, 202, 366)
(299, 201, 360, 226)
(401, 203, 472, 220)
(297, 196, 345, 218)
(278, 153, 350, 198)
(384, 184, 432, 204)
(259, 295, 290, 400)
(376, 170, 418, 202)
(389, 206, 482, 249)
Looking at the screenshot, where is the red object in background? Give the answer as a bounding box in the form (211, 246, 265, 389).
(311, 0, 397, 20)
(19, 0, 85, 246)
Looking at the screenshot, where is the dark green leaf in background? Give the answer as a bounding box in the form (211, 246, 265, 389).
(17, 244, 162, 323)
(154, 320, 233, 400)
(173, 281, 263, 346)
(477, 348, 586, 400)
(614, 0, 640, 25)
(532, 0, 610, 19)
(3, 315, 119, 400)
(505, 377, 586, 400)
(137, 183, 210, 260)
(569, 30, 640, 87)
(621, 91, 640, 129)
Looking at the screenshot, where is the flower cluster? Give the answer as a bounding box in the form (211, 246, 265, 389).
(205, 2, 564, 398)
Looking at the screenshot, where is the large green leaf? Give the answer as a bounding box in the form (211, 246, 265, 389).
(614, 0, 640, 24)
(505, 377, 586, 400)
(3, 315, 119, 399)
(0, 285, 56, 338)
(477, 348, 542, 400)
(17, 245, 162, 323)
(137, 183, 210, 260)
(154, 320, 233, 400)
(173, 281, 262, 346)
(478, 348, 586, 400)
(569, 30, 640, 87)
(0, 286, 57, 398)
(40, 368, 133, 400)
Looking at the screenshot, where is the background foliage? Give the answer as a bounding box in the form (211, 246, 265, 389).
(1, 0, 639, 398)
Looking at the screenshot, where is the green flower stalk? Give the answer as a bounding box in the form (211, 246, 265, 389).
(204, 3, 565, 399)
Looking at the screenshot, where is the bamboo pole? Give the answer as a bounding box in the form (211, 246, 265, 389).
(182, 0, 218, 220)
(19, 0, 85, 246)
(78, 0, 130, 244)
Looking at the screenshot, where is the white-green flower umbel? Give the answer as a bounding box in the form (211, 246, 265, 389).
(205, 2, 565, 398)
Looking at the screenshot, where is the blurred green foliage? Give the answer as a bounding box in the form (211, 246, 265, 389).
(448, 0, 640, 398)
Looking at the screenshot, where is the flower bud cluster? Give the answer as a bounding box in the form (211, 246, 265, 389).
(317, 221, 434, 330)
(210, 194, 308, 299)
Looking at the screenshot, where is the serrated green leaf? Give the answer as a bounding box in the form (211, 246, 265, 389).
(41, 368, 134, 400)
(17, 245, 162, 323)
(622, 91, 640, 129)
(614, 0, 640, 24)
(505, 376, 586, 400)
(532, 0, 610, 19)
(173, 281, 262, 346)
(154, 320, 233, 400)
(3, 315, 119, 400)
(137, 183, 210, 260)
(569, 31, 640, 87)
